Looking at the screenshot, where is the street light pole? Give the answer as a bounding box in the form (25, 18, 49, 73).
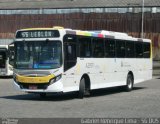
(141, 0, 144, 38)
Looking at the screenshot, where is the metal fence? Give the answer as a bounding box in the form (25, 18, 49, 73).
(0, 12, 159, 60)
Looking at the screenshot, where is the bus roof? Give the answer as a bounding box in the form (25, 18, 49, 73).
(65, 29, 151, 42)
(16, 26, 151, 42)
(19, 26, 64, 31)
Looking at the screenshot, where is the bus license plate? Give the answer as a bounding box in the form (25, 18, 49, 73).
(29, 85, 37, 90)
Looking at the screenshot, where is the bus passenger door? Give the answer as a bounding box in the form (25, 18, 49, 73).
(63, 35, 77, 90)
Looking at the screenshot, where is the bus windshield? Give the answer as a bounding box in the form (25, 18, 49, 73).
(0, 48, 7, 68)
(14, 41, 62, 69)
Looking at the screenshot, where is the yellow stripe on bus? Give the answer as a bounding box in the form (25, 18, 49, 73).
(16, 74, 55, 83)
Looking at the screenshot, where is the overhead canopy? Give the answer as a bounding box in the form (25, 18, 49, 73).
(0, 0, 159, 9)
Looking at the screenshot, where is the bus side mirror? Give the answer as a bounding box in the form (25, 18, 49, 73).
(9, 51, 15, 66)
(10, 52, 15, 60)
(8, 43, 15, 66)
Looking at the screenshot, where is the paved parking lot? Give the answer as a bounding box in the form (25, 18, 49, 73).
(0, 77, 160, 118)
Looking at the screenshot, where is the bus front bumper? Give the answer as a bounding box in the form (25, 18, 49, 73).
(13, 80, 63, 93)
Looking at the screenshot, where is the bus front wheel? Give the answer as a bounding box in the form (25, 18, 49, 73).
(125, 74, 133, 92)
(78, 78, 85, 99)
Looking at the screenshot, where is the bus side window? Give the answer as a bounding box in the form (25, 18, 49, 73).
(104, 39, 115, 58)
(126, 41, 135, 58)
(63, 35, 77, 72)
(143, 42, 150, 58)
(92, 38, 104, 58)
(135, 42, 143, 58)
(116, 40, 125, 58)
(79, 37, 92, 57)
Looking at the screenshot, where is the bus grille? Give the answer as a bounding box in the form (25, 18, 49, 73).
(18, 82, 49, 90)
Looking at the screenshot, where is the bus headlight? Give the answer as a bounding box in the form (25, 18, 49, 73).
(49, 74, 62, 85)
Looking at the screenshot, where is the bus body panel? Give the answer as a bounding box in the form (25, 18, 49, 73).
(12, 28, 152, 94)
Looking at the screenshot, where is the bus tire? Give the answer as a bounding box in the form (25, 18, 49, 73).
(78, 78, 85, 99)
(125, 74, 133, 92)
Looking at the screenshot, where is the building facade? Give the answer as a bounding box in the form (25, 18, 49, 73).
(0, 0, 160, 60)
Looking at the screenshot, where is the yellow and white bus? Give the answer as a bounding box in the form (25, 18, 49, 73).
(12, 27, 152, 98)
(0, 44, 13, 76)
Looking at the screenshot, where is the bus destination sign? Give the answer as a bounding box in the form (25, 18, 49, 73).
(16, 30, 60, 38)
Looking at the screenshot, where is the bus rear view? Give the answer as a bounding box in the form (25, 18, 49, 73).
(0, 45, 13, 76)
(0, 47, 7, 74)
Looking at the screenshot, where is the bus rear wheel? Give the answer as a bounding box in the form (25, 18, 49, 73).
(125, 74, 133, 92)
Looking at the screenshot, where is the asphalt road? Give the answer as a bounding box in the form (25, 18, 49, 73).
(0, 77, 160, 118)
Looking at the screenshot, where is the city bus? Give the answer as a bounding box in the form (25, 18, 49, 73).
(12, 27, 152, 98)
(0, 44, 14, 76)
